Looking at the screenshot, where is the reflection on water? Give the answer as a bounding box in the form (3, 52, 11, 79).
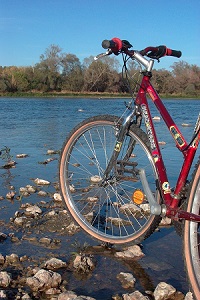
(0, 97, 199, 299)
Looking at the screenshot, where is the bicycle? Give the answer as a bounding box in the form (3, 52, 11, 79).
(59, 38, 200, 298)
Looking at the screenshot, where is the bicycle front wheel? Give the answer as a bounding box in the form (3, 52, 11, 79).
(59, 115, 161, 244)
(184, 159, 200, 300)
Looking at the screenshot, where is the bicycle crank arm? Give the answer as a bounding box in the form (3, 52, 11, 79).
(166, 207, 200, 222)
(139, 168, 162, 215)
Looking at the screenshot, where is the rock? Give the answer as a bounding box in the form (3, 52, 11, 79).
(90, 175, 102, 183)
(39, 237, 52, 245)
(44, 258, 67, 270)
(182, 123, 192, 127)
(5, 253, 19, 264)
(21, 293, 32, 300)
(159, 217, 172, 226)
(0, 233, 7, 242)
(0, 271, 11, 287)
(47, 149, 59, 155)
(73, 255, 95, 273)
(54, 193, 62, 202)
(153, 116, 161, 121)
(123, 290, 148, 300)
(16, 153, 28, 158)
(158, 141, 166, 145)
(0, 289, 7, 298)
(26, 185, 36, 193)
(115, 245, 145, 259)
(69, 184, 76, 193)
(14, 216, 27, 226)
(0, 254, 4, 265)
(119, 203, 141, 214)
(86, 196, 99, 203)
(140, 203, 150, 213)
(44, 287, 61, 295)
(34, 178, 50, 185)
(2, 160, 16, 169)
(6, 191, 16, 199)
(117, 272, 136, 288)
(38, 190, 48, 197)
(184, 292, 194, 300)
(26, 269, 62, 292)
(24, 205, 42, 217)
(66, 222, 80, 235)
(153, 282, 176, 300)
(58, 291, 77, 300)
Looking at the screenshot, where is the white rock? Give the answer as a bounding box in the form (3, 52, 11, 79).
(140, 203, 150, 213)
(26, 185, 36, 193)
(184, 292, 194, 300)
(153, 282, 176, 300)
(0, 289, 7, 298)
(159, 217, 172, 226)
(53, 193, 62, 202)
(69, 184, 76, 193)
(25, 205, 42, 216)
(0, 271, 11, 287)
(14, 216, 27, 226)
(90, 175, 102, 183)
(38, 190, 47, 197)
(34, 178, 50, 185)
(16, 154, 28, 158)
(86, 196, 98, 203)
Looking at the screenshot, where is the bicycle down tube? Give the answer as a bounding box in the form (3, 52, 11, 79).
(136, 75, 200, 221)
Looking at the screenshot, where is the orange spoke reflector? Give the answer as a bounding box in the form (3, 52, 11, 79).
(132, 189, 145, 205)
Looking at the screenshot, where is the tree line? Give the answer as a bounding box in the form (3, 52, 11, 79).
(0, 44, 200, 97)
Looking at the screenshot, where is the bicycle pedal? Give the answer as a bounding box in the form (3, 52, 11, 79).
(116, 160, 139, 181)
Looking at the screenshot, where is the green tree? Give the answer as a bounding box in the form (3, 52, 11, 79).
(61, 53, 84, 91)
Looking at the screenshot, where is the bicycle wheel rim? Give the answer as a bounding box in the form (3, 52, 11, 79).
(60, 117, 159, 244)
(184, 171, 200, 299)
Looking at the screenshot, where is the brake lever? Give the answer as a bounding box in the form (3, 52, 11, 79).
(94, 49, 112, 60)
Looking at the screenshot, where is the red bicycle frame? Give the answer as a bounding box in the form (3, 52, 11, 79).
(135, 74, 200, 221)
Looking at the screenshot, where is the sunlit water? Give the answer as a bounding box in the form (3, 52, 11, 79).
(0, 97, 199, 299)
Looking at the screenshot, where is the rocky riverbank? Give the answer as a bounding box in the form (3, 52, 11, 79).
(0, 152, 193, 299)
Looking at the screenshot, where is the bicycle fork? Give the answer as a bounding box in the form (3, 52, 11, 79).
(100, 109, 136, 186)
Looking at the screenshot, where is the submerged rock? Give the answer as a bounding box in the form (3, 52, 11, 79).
(117, 272, 136, 288)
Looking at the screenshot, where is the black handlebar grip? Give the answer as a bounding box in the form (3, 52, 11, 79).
(102, 40, 116, 49)
(171, 50, 182, 58)
(166, 48, 182, 58)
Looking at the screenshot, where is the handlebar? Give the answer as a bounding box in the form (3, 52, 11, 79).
(101, 37, 182, 59)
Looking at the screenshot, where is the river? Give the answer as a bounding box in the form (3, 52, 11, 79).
(0, 97, 199, 299)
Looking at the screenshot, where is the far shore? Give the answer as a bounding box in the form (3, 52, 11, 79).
(0, 91, 200, 99)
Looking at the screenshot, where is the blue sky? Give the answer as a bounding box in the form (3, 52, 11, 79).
(1, 0, 200, 70)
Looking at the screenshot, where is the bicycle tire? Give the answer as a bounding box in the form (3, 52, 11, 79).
(184, 157, 200, 300)
(59, 115, 161, 244)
